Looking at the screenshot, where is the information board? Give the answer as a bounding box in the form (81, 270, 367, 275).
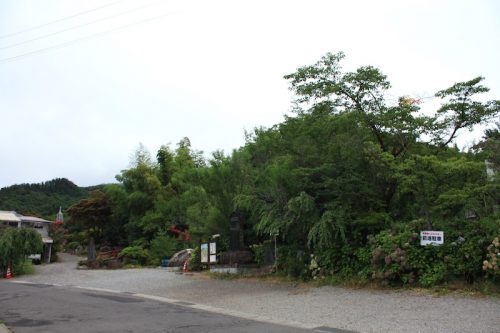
(209, 242, 217, 255)
(420, 231, 444, 246)
(201, 243, 208, 263)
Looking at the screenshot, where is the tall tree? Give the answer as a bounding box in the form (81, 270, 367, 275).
(283, 52, 499, 211)
(0, 228, 43, 274)
(67, 190, 112, 262)
(433, 77, 500, 147)
(284, 52, 431, 158)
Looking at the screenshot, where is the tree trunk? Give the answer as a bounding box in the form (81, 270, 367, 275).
(87, 237, 96, 262)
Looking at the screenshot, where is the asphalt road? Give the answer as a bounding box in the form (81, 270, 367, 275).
(12, 254, 500, 332)
(0, 281, 337, 333)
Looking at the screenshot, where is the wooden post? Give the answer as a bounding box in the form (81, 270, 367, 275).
(46, 244, 52, 263)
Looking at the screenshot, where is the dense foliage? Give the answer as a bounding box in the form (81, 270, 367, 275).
(65, 52, 499, 285)
(0, 178, 100, 219)
(0, 228, 43, 276)
(66, 190, 113, 262)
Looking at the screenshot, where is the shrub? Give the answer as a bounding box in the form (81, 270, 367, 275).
(276, 245, 310, 280)
(483, 237, 499, 278)
(368, 229, 417, 285)
(367, 218, 499, 286)
(0, 228, 43, 275)
(316, 243, 369, 278)
(49, 222, 65, 263)
(419, 262, 447, 287)
(12, 259, 35, 276)
(149, 235, 178, 265)
(250, 240, 274, 266)
(190, 246, 202, 271)
(250, 243, 266, 266)
(119, 246, 150, 266)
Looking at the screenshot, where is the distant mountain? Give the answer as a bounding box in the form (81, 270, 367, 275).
(0, 178, 104, 220)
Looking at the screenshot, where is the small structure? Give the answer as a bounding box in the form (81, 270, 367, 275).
(55, 206, 64, 224)
(209, 213, 254, 273)
(0, 210, 54, 263)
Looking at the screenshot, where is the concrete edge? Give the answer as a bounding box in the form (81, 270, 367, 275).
(9, 280, 357, 332)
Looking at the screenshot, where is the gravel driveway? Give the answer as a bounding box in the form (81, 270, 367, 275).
(18, 253, 500, 333)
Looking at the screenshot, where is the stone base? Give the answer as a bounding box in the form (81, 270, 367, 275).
(209, 264, 269, 275)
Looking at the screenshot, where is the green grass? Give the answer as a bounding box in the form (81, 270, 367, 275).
(427, 279, 500, 297)
(13, 259, 35, 276)
(206, 269, 500, 297)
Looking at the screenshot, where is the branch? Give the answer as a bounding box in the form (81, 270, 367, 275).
(339, 88, 388, 152)
(439, 124, 461, 148)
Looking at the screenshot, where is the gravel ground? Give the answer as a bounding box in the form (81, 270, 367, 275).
(18, 253, 500, 333)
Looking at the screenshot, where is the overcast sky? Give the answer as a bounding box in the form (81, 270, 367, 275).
(0, 0, 499, 188)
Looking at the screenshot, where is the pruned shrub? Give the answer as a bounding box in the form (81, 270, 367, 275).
(149, 235, 178, 265)
(119, 246, 150, 266)
(190, 246, 202, 271)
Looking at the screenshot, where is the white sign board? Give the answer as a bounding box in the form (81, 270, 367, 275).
(209, 242, 217, 255)
(201, 243, 208, 263)
(209, 242, 217, 263)
(420, 231, 444, 246)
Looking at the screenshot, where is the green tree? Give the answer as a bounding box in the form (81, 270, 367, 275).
(66, 190, 112, 262)
(284, 52, 431, 158)
(433, 77, 500, 147)
(61, 52, 499, 286)
(0, 178, 92, 218)
(0, 228, 43, 275)
(157, 145, 175, 186)
(473, 123, 500, 174)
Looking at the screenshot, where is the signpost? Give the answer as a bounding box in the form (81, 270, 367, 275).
(420, 231, 444, 246)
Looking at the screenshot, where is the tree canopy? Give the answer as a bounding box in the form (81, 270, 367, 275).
(0, 228, 43, 274)
(62, 52, 499, 285)
(0, 178, 101, 219)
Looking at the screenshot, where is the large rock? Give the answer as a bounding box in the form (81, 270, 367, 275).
(168, 249, 193, 267)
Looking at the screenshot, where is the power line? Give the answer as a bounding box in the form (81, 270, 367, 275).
(0, 1, 164, 51)
(0, 11, 180, 65)
(0, 0, 130, 40)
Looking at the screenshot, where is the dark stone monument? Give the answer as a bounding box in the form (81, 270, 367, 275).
(222, 212, 254, 265)
(229, 212, 242, 251)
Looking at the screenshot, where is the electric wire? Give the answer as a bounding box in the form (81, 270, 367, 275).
(0, 0, 164, 51)
(0, 10, 180, 65)
(0, 0, 130, 40)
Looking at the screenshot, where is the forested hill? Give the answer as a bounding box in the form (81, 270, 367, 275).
(0, 178, 104, 219)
